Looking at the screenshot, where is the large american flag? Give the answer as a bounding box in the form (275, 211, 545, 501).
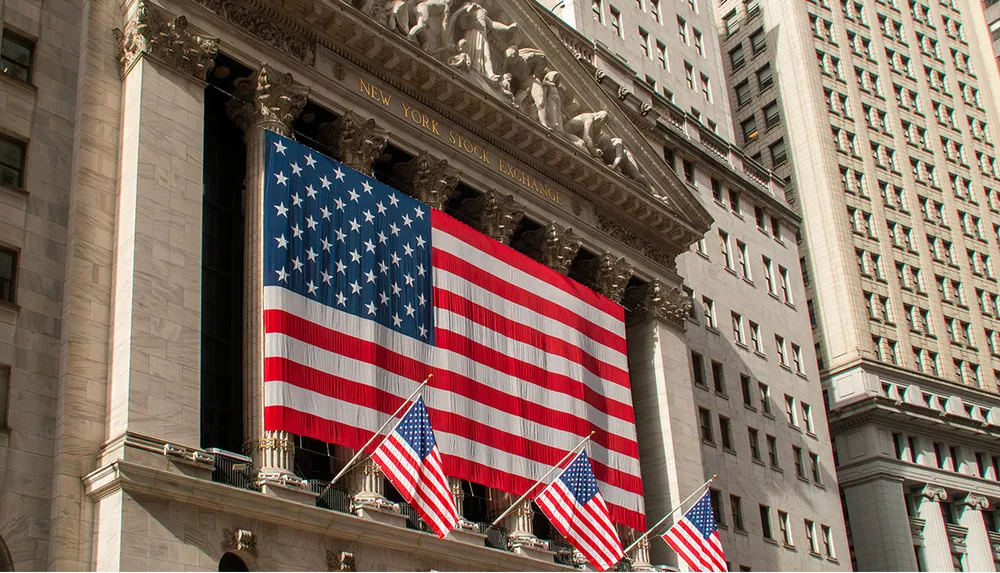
(261, 132, 644, 528)
(662, 491, 726, 572)
(535, 450, 624, 571)
(372, 396, 458, 538)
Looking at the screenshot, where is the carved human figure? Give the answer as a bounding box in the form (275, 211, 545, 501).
(407, 0, 452, 52)
(501, 46, 552, 126)
(541, 70, 565, 132)
(609, 137, 648, 186)
(445, 2, 517, 81)
(563, 110, 609, 158)
(385, 0, 412, 34)
(447, 38, 472, 71)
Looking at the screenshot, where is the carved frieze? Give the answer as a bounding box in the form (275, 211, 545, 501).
(326, 550, 356, 572)
(393, 150, 461, 210)
(595, 214, 675, 270)
(579, 252, 634, 303)
(624, 280, 692, 329)
(221, 528, 258, 557)
(522, 222, 581, 275)
(192, 0, 315, 64)
(317, 110, 390, 176)
(113, 0, 219, 81)
(226, 64, 309, 134)
(458, 189, 524, 245)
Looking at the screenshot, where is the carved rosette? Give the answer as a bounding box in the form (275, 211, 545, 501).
(326, 550, 356, 572)
(458, 189, 524, 245)
(959, 493, 989, 511)
(393, 151, 461, 211)
(916, 484, 948, 502)
(221, 528, 258, 558)
(624, 280, 692, 329)
(226, 64, 309, 134)
(579, 252, 634, 303)
(317, 110, 390, 176)
(113, 0, 219, 81)
(522, 222, 582, 275)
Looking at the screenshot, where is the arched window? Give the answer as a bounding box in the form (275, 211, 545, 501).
(0, 534, 13, 572)
(218, 552, 249, 572)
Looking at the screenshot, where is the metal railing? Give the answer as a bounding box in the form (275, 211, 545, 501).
(482, 523, 511, 551)
(206, 448, 260, 491)
(307, 479, 353, 514)
(399, 501, 435, 534)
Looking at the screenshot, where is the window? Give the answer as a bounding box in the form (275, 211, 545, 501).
(770, 138, 788, 166)
(720, 416, 733, 449)
(771, 217, 782, 241)
(793, 446, 805, 477)
(638, 27, 650, 58)
(592, 0, 603, 22)
(759, 383, 771, 415)
(764, 101, 780, 128)
(750, 28, 766, 54)
(710, 489, 725, 526)
(737, 242, 751, 280)
(678, 16, 689, 44)
(702, 296, 717, 328)
(779, 266, 793, 303)
(776, 335, 788, 366)
(711, 178, 723, 202)
(699, 407, 714, 442)
(802, 403, 814, 433)
(694, 29, 704, 56)
(0, 135, 26, 189)
(712, 360, 726, 393)
(0, 248, 15, 303)
(736, 79, 751, 106)
(692, 351, 706, 387)
(749, 427, 761, 460)
(785, 394, 797, 426)
(684, 61, 694, 89)
(741, 374, 754, 407)
(763, 256, 776, 294)
(778, 511, 793, 545)
(742, 116, 759, 143)
(650, 0, 660, 22)
(767, 434, 779, 467)
(1, 31, 34, 83)
(760, 505, 773, 539)
(700, 73, 711, 101)
(810, 452, 822, 483)
(805, 520, 818, 553)
(610, 6, 622, 37)
(792, 344, 804, 374)
(757, 63, 773, 90)
(821, 525, 835, 558)
(731, 495, 745, 530)
(720, 230, 733, 269)
(656, 41, 667, 69)
(0, 365, 8, 428)
(683, 159, 695, 183)
(750, 322, 762, 353)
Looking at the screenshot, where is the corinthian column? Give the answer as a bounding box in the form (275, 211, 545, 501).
(226, 63, 308, 483)
(393, 150, 461, 210)
(578, 252, 635, 303)
(521, 221, 582, 275)
(316, 109, 390, 176)
(457, 189, 524, 245)
(958, 493, 995, 572)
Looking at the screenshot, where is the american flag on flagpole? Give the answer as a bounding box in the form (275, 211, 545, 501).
(535, 449, 624, 571)
(260, 132, 645, 529)
(662, 491, 727, 572)
(371, 396, 458, 538)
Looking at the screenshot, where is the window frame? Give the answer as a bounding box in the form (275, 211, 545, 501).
(0, 245, 18, 305)
(0, 29, 35, 84)
(0, 132, 27, 190)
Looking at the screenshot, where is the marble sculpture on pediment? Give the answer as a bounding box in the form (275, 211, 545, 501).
(353, 0, 652, 188)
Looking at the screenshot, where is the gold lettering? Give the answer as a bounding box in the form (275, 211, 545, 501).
(401, 102, 412, 118)
(430, 120, 441, 136)
(449, 130, 458, 145)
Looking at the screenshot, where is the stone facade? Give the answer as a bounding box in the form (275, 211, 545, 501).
(0, 0, 847, 569)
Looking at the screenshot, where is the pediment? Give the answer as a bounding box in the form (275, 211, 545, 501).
(217, 0, 713, 257)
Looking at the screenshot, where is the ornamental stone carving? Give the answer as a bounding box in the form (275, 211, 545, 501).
(318, 110, 390, 176)
(393, 150, 461, 210)
(458, 189, 524, 245)
(579, 252, 634, 303)
(326, 550, 356, 572)
(959, 493, 989, 510)
(226, 64, 309, 134)
(595, 214, 675, 270)
(916, 484, 948, 502)
(113, 0, 219, 81)
(221, 528, 258, 558)
(522, 222, 581, 275)
(192, 0, 315, 64)
(624, 280, 692, 328)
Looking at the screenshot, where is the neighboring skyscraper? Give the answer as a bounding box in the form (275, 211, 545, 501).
(717, 0, 1000, 569)
(986, 0, 1000, 68)
(543, 3, 849, 569)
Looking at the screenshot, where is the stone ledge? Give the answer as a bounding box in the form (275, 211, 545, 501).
(82, 459, 570, 571)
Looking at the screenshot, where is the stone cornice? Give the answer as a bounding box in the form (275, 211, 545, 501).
(827, 395, 1000, 444)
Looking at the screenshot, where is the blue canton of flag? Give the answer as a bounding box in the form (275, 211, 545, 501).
(662, 490, 726, 572)
(262, 131, 433, 341)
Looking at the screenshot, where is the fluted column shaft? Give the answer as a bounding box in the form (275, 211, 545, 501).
(915, 486, 955, 572)
(959, 494, 995, 572)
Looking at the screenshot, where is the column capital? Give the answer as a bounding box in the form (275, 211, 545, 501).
(917, 484, 949, 502)
(393, 150, 461, 210)
(113, 0, 218, 81)
(317, 110, 390, 176)
(522, 221, 582, 275)
(457, 189, 524, 245)
(959, 493, 990, 511)
(226, 63, 309, 134)
(624, 279, 691, 329)
(579, 252, 634, 303)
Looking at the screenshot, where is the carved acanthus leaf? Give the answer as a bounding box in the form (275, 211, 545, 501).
(624, 280, 691, 329)
(458, 189, 524, 245)
(522, 222, 581, 275)
(191, 0, 315, 64)
(226, 64, 309, 133)
(221, 528, 258, 558)
(318, 110, 390, 176)
(112, 0, 219, 81)
(579, 252, 634, 303)
(596, 214, 675, 270)
(326, 550, 356, 572)
(393, 151, 461, 210)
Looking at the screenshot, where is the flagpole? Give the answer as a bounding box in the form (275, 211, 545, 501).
(487, 431, 595, 530)
(622, 474, 717, 555)
(326, 374, 433, 488)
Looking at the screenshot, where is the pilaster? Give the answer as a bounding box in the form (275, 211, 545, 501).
(958, 493, 995, 572)
(915, 485, 954, 572)
(841, 476, 918, 570)
(226, 63, 308, 483)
